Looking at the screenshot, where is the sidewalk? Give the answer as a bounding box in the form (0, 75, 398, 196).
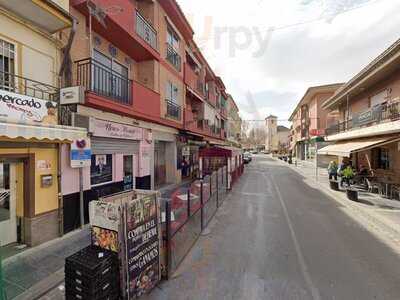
(282, 158, 400, 251)
(2, 228, 90, 300)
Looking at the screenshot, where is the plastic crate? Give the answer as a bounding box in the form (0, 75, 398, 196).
(65, 246, 118, 277)
(65, 263, 118, 288)
(65, 288, 119, 300)
(65, 274, 119, 295)
(65, 280, 119, 300)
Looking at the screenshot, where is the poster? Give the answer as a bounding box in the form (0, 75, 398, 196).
(89, 201, 120, 232)
(125, 195, 160, 299)
(91, 226, 119, 253)
(0, 90, 58, 125)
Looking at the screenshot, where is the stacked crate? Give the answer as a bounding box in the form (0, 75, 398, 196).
(65, 246, 120, 300)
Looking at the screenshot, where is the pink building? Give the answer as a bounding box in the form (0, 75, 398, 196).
(289, 84, 343, 161)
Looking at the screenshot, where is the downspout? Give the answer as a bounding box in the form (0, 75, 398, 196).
(58, 18, 77, 237)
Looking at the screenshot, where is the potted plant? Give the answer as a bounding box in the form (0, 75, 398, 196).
(343, 167, 358, 201)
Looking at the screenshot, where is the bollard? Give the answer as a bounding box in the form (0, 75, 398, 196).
(200, 180, 204, 230)
(165, 201, 171, 280)
(187, 189, 191, 218)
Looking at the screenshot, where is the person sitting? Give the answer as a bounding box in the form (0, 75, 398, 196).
(328, 161, 338, 181)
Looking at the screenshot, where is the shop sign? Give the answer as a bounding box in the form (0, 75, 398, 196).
(0, 90, 58, 126)
(125, 195, 160, 299)
(70, 138, 92, 168)
(309, 129, 325, 136)
(91, 118, 143, 140)
(37, 160, 51, 171)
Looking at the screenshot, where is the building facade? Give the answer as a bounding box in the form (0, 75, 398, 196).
(319, 38, 400, 180)
(226, 94, 242, 147)
(289, 84, 343, 161)
(55, 0, 235, 234)
(0, 0, 88, 247)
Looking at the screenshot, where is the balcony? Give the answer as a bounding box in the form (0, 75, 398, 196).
(166, 44, 181, 71)
(0, 0, 72, 33)
(184, 63, 204, 97)
(326, 101, 400, 136)
(0, 70, 59, 101)
(135, 10, 157, 50)
(165, 99, 181, 120)
(76, 58, 132, 105)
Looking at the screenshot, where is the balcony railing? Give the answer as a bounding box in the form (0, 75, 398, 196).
(165, 99, 181, 120)
(135, 10, 157, 50)
(326, 101, 400, 136)
(0, 70, 59, 101)
(166, 44, 181, 71)
(75, 58, 132, 105)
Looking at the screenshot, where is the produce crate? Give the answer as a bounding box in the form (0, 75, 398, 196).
(65, 246, 120, 300)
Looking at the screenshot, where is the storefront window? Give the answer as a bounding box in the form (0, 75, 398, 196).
(372, 148, 390, 170)
(90, 154, 113, 185)
(0, 163, 10, 222)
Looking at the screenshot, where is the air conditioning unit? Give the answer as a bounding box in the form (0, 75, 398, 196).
(60, 86, 85, 105)
(72, 113, 94, 133)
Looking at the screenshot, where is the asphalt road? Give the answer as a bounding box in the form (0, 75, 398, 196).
(146, 155, 400, 300)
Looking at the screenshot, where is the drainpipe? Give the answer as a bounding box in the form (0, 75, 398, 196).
(57, 18, 78, 237)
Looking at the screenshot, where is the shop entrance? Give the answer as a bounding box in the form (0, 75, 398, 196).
(154, 141, 166, 188)
(0, 163, 17, 246)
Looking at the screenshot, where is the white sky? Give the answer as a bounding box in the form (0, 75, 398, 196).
(178, 0, 400, 128)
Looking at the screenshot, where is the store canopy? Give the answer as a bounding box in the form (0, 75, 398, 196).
(317, 136, 400, 157)
(0, 122, 87, 142)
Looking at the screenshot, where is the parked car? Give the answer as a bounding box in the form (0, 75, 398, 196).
(244, 152, 252, 164)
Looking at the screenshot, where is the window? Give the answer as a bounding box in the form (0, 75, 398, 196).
(166, 81, 179, 104)
(370, 90, 388, 107)
(90, 154, 113, 185)
(167, 27, 179, 50)
(0, 39, 16, 91)
(372, 148, 390, 170)
(92, 50, 130, 103)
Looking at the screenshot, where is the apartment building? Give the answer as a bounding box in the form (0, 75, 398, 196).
(226, 94, 242, 147)
(55, 0, 234, 233)
(319, 39, 400, 180)
(0, 0, 88, 247)
(289, 84, 343, 161)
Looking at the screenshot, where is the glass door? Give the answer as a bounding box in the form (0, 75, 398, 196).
(0, 163, 17, 246)
(123, 155, 134, 191)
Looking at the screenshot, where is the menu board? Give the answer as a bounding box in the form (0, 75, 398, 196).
(124, 195, 160, 299)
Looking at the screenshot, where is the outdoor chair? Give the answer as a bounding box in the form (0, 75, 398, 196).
(366, 178, 383, 195)
(391, 185, 400, 200)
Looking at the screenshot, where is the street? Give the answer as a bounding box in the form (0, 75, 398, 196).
(143, 155, 400, 300)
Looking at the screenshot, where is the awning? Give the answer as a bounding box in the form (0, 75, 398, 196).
(0, 122, 87, 143)
(318, 136, 400, 157)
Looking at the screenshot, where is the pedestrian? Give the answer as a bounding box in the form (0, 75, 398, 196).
(328, 161, 338, 181)
(337, 159, 349, 187)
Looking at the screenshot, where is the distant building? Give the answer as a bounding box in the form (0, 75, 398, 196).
(265, 116, 290, 153)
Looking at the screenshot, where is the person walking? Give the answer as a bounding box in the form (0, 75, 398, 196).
(328, 161, 338, 181)
(337, 159, 349, 187)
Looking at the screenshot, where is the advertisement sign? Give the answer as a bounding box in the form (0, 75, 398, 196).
(0, 90, 58, 125)
(71, 138, 92, 168)
(353, 105, 383, 127)
(125, 196, 160, 299)
(91, 118, 143, 140)
(89, 201, 121, 232)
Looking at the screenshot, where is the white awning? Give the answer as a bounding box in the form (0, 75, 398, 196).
(318, 136, 400, 157)
(0, 122, 87, 143)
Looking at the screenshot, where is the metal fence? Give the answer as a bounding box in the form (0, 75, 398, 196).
(163, 166, 229, 278)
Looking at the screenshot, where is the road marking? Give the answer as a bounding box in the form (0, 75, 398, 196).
(267, 172, 322, 300)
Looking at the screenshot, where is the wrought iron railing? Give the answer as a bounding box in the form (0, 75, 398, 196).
(196, 80, 204, 96)
(135, 10, 157, 50)
(75, 58, 132, 105)
(166, 44, 181, 71)
(0, 70, 59, 101)
(165, 99, 181, 120)
(326, 101, 400, 135)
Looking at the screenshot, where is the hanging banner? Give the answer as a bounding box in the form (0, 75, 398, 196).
(0, 90, 58, 125)
(125, 195, 160, 299)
